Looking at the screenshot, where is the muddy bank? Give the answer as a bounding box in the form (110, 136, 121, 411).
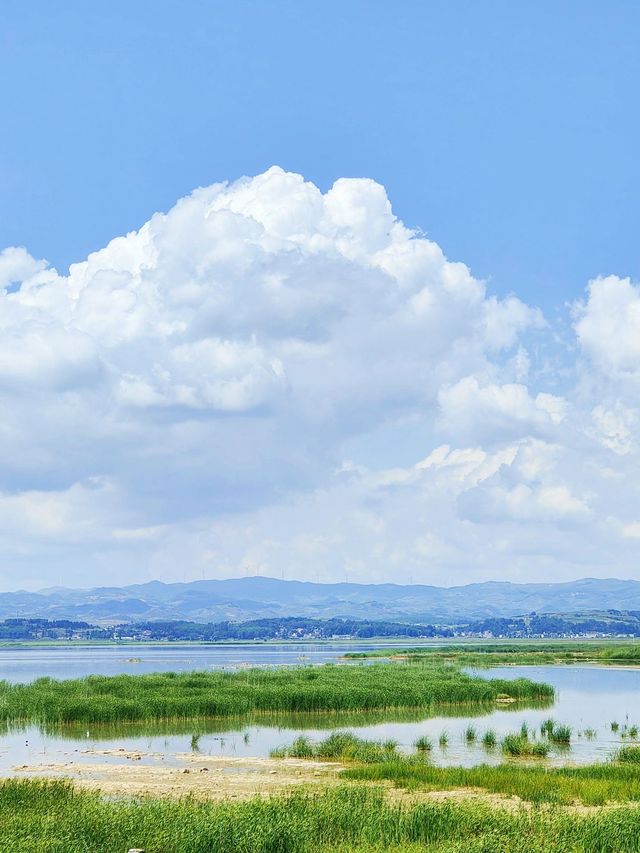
(12, 753, 343, 800)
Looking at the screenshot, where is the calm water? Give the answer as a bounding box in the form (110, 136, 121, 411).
(0, 641, 431, 683)
(1, 652, 639, 774)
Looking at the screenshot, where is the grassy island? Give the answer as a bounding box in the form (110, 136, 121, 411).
(345, 641, 640, 666)
(0, 660, 553, 725)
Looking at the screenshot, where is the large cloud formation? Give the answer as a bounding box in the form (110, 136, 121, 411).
(0, 167, 638, 588)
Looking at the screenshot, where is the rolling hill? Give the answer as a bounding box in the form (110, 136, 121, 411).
(1, 576, 639, 625)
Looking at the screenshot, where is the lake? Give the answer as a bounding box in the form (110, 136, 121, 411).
(0, 647, 638, 775)
(0, 641, 430, 683)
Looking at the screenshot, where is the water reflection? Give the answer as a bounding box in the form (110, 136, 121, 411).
(1, 664, 639, 773)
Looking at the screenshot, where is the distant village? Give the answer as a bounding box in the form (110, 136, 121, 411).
(1, 612, 639, 642)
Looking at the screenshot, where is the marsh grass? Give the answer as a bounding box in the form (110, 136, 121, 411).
(0, 662, 553, 725)
(346, 641, 640, 668)
(549, 724, 571, 744)
(539, 719, 571, 744)
(540, 718, 554, 737)
(616, 746, 640, 764)
(481, 729, 497, 748)
(345, 759, 640, 806)
(271, 732, 401, 763)
(501, 733, 549, 758)
(498, 721, 557, 757)
(6, 777, 640, 852)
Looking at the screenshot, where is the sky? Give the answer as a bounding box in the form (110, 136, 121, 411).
(0, 1, 639, 590)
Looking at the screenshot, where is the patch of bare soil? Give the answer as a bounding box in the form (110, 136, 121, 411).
(12, 755, 343, 800)
(384, 785, 526, 812)
(384, 784, 640, 814)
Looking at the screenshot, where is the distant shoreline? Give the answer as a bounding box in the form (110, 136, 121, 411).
(0, 636, 635, 650)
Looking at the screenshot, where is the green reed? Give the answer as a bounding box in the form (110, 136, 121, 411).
(414, 734, 433, 751)
(616, 746, 640, 764)
(0, 661, 553, 725)
(272, 731, 401, 763)
(481, 729, 497, 748)
(346, 759, 640, 806)
(346, 641, 640, 667)
(502, 732, 549, 757)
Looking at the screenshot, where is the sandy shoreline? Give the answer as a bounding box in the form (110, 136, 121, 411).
(12, 752, 343, 799)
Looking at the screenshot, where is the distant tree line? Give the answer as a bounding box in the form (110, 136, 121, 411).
(1, 610, 640, 642)
(100, 617, 454, 641)
(0, 616, 452, 641)
(463, 611, 640, 638)
(0, 619, 94, 640)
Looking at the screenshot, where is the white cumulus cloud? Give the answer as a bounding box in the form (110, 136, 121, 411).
(0, 168, 638, 588)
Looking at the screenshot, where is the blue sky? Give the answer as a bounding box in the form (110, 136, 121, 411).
(1, 2, 640, 590)
(2, 1, 638, 310)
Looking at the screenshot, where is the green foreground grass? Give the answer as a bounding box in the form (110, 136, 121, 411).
(273, 732, 640, 806)
(346, 759, 640, 806)
(5, 778, 640, 853)
(0, 661, 553, 725)
(346, 640, 640, 666)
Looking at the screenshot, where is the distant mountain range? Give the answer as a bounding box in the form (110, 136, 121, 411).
(1, 576, 640, 625)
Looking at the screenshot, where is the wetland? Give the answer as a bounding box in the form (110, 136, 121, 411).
(3, 641, 640, 850)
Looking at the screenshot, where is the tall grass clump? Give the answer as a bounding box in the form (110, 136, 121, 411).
(272, 735, 315, 759)
(502, 732, 549, 758)
(464, 725, 477, 742)
(482, 729, 497, 748)
(540, 718, 555, 737)
(549, 724, 571, 744)
(540, 719, 571, 744)
(616, 746, 640, 764)
(271, 731, 401, 763)
(413, 735, 432, 752)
